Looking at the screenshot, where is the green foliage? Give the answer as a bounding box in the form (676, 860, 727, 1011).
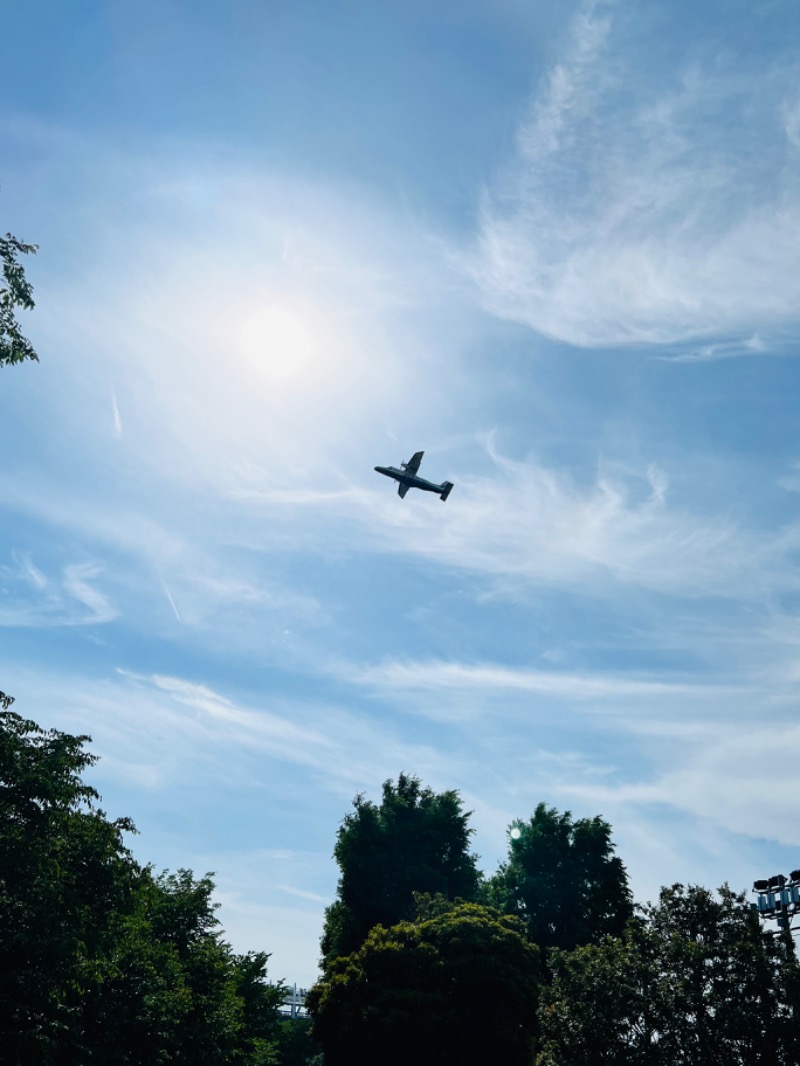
(0, 708, 134, 1060)
(537, 884, 800, 1065)
(484, 802, 632, 951)
(274, 1016, 320, 1066)
(0, 232, 38, 367)
(0, 708, 284, 1064)
(320, 772, 479, 965)
(309, 898, 541, 1066)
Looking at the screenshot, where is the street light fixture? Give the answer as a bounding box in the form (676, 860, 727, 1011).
(752, 870, 800, 937)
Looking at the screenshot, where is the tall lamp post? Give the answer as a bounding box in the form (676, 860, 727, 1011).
(751, 870, 800, 940)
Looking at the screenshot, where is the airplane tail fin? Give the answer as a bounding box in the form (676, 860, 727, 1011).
(439, 481, 454, 501)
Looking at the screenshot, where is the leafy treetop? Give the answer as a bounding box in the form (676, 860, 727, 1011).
(309, 896, 541, 1066)
(537, 883, 800, 1066)
(483, 802, 633, 951)
(321, 772, 480, 966)
(0, 707, 285, 1065)
(1, 232, 38, 368)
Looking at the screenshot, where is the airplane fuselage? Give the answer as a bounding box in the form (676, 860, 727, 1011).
(374, 465, 448, 495)
(374, 451, 454, 500)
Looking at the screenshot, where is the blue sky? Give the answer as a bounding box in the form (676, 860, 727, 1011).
(3, 0, 800, 987)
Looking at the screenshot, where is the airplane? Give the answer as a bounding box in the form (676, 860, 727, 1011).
(374, 450, 454, 500)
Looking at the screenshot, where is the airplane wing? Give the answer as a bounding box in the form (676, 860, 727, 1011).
(397, 483, 409, 498)
(403, 451, 424, 476)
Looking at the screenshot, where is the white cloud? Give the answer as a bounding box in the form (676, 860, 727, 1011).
(62, 563, 117, 623)
(343, 650, 800, 869)
(354, 445, 799, 604)
(515, 0, 616, 160)
(654, 334, 767, 364)
(279, 884, 330, 905)
(349, 658, 731, 702)
(153, 563, 181, 622)
(13, 552, 47, 591)
(468, 0, 800, 348)
(0, 467, 328, 651)
(203, 437, 800, 614)
(84, 669, 468, 800)
(111, 390, 123, 438)
(560, 718, 800, 849)
(0, 556, 117, 627)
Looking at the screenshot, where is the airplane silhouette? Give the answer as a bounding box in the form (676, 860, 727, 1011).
(374, 451, 454, 500)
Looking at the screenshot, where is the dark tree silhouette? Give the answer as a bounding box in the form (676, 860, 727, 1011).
(321, 773, 479, 966)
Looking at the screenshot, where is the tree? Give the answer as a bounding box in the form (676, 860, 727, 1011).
(274, 1016, 320, 1066)
(1, 231, 38, 367)
(308, 898, 541, 1066)
(483, 803, 632, 951)
(0, 707, 285, 1064)
(108, 869, 284, 1065)
(0, 706, 135, 1060)
(320, 773, 480, 965)
(537, 884, 800, 1066)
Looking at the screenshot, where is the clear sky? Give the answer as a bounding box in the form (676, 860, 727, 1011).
(3, 0, 800, 988)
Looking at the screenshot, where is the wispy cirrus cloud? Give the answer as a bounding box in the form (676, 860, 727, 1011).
(561, 717, 800, 849)
(278, 884, 330, 905)
(82, 669, 466, 799)
(348, 658, 733, 701)
(357, 445, 799, 604)
(0, 466, 327, 650)
(469, 0, 800, 348)
(0, 556, 117, 627)
(340, 648, 800, 886)
(219, 436, 800, 612)
(110, 391, 123, 438)
(653, 334, 767, 364)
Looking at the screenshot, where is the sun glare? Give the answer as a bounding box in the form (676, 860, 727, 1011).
(240, 303, 332, 386)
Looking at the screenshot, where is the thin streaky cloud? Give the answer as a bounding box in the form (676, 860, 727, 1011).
(106, 671, 467, 794)
(557, 718, 800, 848)
(153, 560, 181, 622)
(62, 564, 117, 624)
(111, 390, 123, 438)
(224, 445, 800, 608)
(12, 552, 48, 591)
(348, 658, 738, 700)
(516, 0, 616, 160)
(0, 475, 188, 562)
(279, 884, 330, 905)
(360, 452, 797, 603)
(0, 559, 117, 628)
(653, 334, 768, 363)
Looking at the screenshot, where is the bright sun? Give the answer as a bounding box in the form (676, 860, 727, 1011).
(240, 303, 330, 385)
